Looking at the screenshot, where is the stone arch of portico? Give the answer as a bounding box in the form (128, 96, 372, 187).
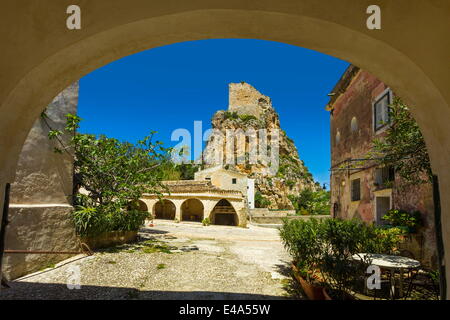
(153, 199, 176, 220)
(210, 199, 239, 226)
(181, 198, 204, 222)
(1, 1, 450, 296)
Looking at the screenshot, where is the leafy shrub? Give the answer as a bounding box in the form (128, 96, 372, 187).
(371, 97, 432, 184)
(298, 208, 309, 216)
(238, 114, 257, 122)
(48, 114, 168, 239)
(255, 191, 271, 208)
(202, 217, 211, 226)
(224, 111, 239, 120)
(288, 188, 331, 215)
(319, 219, 370, 297)
(367, 227, 404, 254)
(382, 209, 423, 232)
(285, 180, 295, 189)
(279, 218, 324, 282)
(280, 218, 403, 298)
(72, 205, 149, 237)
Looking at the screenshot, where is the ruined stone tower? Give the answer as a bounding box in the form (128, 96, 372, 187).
(228, 82, 273, 119)
(202, 82, 318, 209)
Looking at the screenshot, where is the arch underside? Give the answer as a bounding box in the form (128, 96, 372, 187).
(1, 1, 449, 297)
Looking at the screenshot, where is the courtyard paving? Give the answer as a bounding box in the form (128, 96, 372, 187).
(0, 220, 295, 300)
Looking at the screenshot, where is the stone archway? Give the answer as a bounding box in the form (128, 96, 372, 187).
(137, 200, 148, 213)
(153, 199, 176, 220)
(0, 1, 449, 297)
(181, 199, 204, 222)
(127, 199, 149, 212)
(210, 199, 238, 226)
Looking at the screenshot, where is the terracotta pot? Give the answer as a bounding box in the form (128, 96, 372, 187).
(291, 263, 325, 300)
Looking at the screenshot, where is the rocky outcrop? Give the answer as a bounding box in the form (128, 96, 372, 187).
(202, 82, 319, 209)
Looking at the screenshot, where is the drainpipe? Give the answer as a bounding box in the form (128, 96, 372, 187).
(432, 175, 446, 300)
(0, 183, 11, 289)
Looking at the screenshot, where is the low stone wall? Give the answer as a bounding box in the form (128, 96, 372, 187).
(82, 231, 138, 249)
(249, 208, 329, 224)
(3, 205, 79, 280)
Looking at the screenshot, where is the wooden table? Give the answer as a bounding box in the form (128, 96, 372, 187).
(352, 253, 420, 299)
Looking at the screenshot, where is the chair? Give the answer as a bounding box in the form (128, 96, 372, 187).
(403, 267, 440, 300)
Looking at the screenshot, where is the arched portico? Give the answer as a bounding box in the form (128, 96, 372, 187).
(137, 200, 148, 212)
(210, 199, 239, 226)
(153, 199, 176, 220)
(181, 199, 204, 222)
(0, 1, 449, 296)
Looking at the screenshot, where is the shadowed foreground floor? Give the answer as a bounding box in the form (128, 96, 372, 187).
(1, 221, 296, 300)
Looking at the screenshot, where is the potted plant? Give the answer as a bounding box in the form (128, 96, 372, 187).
(280, 218, 326, 300)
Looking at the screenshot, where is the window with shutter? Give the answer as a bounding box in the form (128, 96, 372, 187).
(374, 167, 395, 188)
(374, 90, 392, 132)
(351, 178, 361, 201)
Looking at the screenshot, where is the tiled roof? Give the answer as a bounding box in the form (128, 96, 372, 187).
(157, 180, 242, 195)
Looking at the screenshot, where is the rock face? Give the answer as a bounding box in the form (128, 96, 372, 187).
(202, 82, 318, 209)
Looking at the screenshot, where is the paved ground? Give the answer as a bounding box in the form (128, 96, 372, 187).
(0, 220, 297, 300)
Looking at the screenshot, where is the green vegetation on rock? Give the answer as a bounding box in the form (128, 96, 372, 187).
(255, 190, 271, 208)
(288, 188, 331, 215)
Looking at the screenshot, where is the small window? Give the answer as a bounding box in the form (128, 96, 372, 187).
(374, 90, 391, 131)
(335, 131, 341, 145)
(351, 178, 361, 201)
(205, 177, 211, 181)
(232, 178, 237, 184)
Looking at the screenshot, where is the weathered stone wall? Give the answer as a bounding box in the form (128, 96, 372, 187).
(195, 166, 248, 196)
(393, 180, 437, 268)
(249, 208, 294, 224)
(228, 82, 272, 118)
(250, 211, 329, 224)
(3, 83, 79, 280)
(329, 68, 436, 267)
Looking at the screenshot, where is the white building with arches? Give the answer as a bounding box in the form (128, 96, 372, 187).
(140, 167, 254, 227)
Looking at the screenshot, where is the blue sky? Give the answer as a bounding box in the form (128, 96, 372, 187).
(78, 39, 349, 187)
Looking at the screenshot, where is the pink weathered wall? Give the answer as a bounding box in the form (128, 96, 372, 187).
(330, 68, 436, 267)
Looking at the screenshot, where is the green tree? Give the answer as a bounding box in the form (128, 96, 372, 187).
(49, 113, 171, 236)
(255, 190, 271, 208)
(371, 97, 432, 184)
(288, 188, 331, 215)
(176, 162, 201, 180)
